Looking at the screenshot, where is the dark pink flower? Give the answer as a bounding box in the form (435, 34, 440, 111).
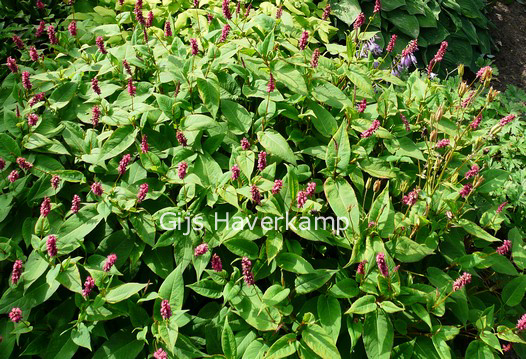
(17, 157, 33, 170)
(373, 0, 381, 13)
(207, 13, 214, 23)
(164, 22, 172, 37)
(464, 164, 479, 179)
(47, 235, 57, 257)
(123, 60, 132, 76)
(127, 77, 136, 97)
(28, 113, 39, 126)
(190, 38, 198, 55)
(211, 253, 222, 272)
(497, 201, 508, 213)
(12, 35, 24, 49)
(36, 0, 45, 9)
(357, 98, 367, 113)
(245, 4, 252, 16)
(461, 91, 475, 108)
(376, 252, 389, 277)
(153, 349, 168, 359)
(96, 36, 107, 54)
(401, 39, 418, 58)
(160, 299, 172, 320)
(40, 197, 51, 217)
(251, 185, 261, 204)
(222, 0, 232, 19)
(140, 134, 149, 153)
(91, 182, 103, 196)
(322, 4, 331, 20)
(36, 21, 46, 37)
(400, 114, 410, 131)
(11, 260, 23, 285)
(433, 41, 448, 63)
(242, 256, 255, 286)
(272, 179, 283, 194)
(178, 161, 188, 180)
(435, 139, 450, 149)
(22, 71, 32, 91)
(220, 24, 231, 43)
(299, 31, 309, 50)
(258, 152, 267, 171)
(29, 46, 39, 62)
(357, 260, 367, 275)
(193, 0, 199, 7)
(145, 11, 154, 28)
(50, 175, 60, 189)
(360, 119, 380, 138)
(231, 165, 240, 180)
(276, 6, 283, 19)
(82, 276, 95, 298)
(452, 272, 471, 291)
(92, 105, 100, 127)
(386, 34, 397, 53)
(470, 114, 482, 130)
(502, 343, 512, 352)
(0, 157, 5, 171)
(267, 74, 276, 93)
(353, 13, 365, 29)
(194, 243, 208, 256)
(134, 0, 145, 25)
(500, 114, 515, 126)
(297, 190, 307, 208)
(47, 25, 58, 45)
(311, 48, 320, 68)
(103, 253, 117, 272)
(402, 188, 420, 206)
(137, 183, 149, 203)
(91, 77, 101, 95)
(8, 170, 19, 183)
(476, 66, 492, 82)
(7, 57, 18, 73)
(306, 182, 316, 197)
(71, 194, 81, 213)
(118, 154, 131, 175)
(241, 137, 250, 150)
(517, 314, 526, 331)
(497, 240, 512, 255)
(459, 184, 473, 198)
(176, 131, 187, 147)
(68, 21, 77, 37)
(9, 308, 22, 323)
(29, 92, 45, 107)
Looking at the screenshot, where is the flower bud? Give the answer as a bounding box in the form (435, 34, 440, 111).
(458, 64, 464, 78)
(474, 176, 485, 188)
(365, 178, 372, 190)
(399, 180, 409, 194)
(458, 81, 468, 98)
(433, 105, 444, 123)
(487, 87, 500, 103)
(373, 179, 381, 192)
(430, 129, 437, 142)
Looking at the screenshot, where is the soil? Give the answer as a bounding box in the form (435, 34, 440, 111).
(487, 2, 526, 90)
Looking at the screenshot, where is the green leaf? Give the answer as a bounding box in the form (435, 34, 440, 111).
(187, 279, 224, 299)
(265, 333, 299, 359)
(96, 126, 139, 164)
(502, 276, 526, 307)
(221, 99, 252, 134)
(71, 322, 91, 351)
(222, 317, 237, 359)
(464, 340, 494, 359)
(384, 11, 420, 38)
(258, 130, 297, 165)
(345, 295, 377, 315)
(49, 82, 78, 110)
(159, 265, 184, 310)
(307, 99, 338, 138)
(328, 278, 359, 298)
(411, 303, 432, 330)
(273, 62, 308, 96)
(312, 80, 353, 109)
(317, 295, 341, 343)
(363, 310, 394, 359)
(92, 331, 144, 359)
(197, 77, 220, 119)
(388, 236, 434, 263)
(324, 177, 360, 236)
(182, 114, 219, 131)
(302, 324, 341, 359)
(330, 0, 362, 26)
(295, 270, 334, 294)
(276, 252, 315, 274)
(130, 212, 156, 247)
(105, 283, 147, 303)
(457, 219, 500, 242)
(326, 123, 351, 173)
(345, 68, 374, 96)
(262, 285, 290, 306)
(0, 133, 21, 161)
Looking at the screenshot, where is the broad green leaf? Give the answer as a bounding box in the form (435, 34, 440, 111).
(501, 276, 526, 307)
(222, 317, 237, 359)
(324, 177, 360, 236)
(457, 219, 500, 242)
(197, 77, 220, 119)
(363, 310, 394, 359)
(295, 270, 335, 295)
(159, 265, 184, 310)
(105, 283, 147, 303)
(0, 133, 21, 161)
(258, 130, 297, 165)
(92, 331, 144, 359)
(326, 123, 351, 173)
(96, 126, 139, 164)
(302, 324, 341, 358)
(317, 295, 341, 343)
(49, 82, 78, 110)
(345, 295, 377, 315)
(221, 99, 252, 134)
(307, 99, 338, 138)
(276, 252, 315, 274)
(265, 333, 298, 359)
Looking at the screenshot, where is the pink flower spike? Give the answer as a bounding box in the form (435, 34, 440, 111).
(297, 190, 307, 208)
(272, 179, 283, 194)
(299, 31, 309, 51)
(82, 276, 95, 298)
(96, 36, 107, 54)
(68, 21, 77, 36)
(517, 314, 526, 331)
(496, 240, 512, 255)
(11, 260, 23, 285)
(154, 349, 168, 359)
(46, 235, 57, 257)
(250, 185, 261, 204)
(211, 253, 222, 272)
(137, 183, 149, 203)
(91, 182, 103, 196)
(47, 25, 58, 45)
(231, 165, 240, 180)
(71, 194, 81, 213)
(51, 175, 61, 189)
(160, 299, 172, 320)
(9, 308, 22, 323)
(353, 13, 365, 29)
(103, 253, 117, 272)
(176, 131, 187, 147)
(194, 243, 209, 256)
(178, 161, 188, 180)
(452, 272, 472, 291)
(241, 256, 255, 286)
(118, 154, 131, 175)
(376, 252, 389, 277)
(40, 197, 51, 217)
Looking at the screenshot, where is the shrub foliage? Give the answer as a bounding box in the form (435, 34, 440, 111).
(0, 0, 524, 358)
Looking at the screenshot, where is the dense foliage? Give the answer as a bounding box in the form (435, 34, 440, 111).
(0, 0, 524, 358)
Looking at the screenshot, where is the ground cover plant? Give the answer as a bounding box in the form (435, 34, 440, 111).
(0, 0, 525, 358)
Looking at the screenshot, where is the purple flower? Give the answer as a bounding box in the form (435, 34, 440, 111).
(47, 25, 58, 45)
(127, 77, 136, 97)
(12, 35, 24, 49)
(373, 0, 381, 13)
(517, 314, 526, 331)
(9, 308, 22, 323)
(386, 35, 397, 53)
(267, 74, 276, 93)
(29, 92, 45, 107)
(8, 170, 19, 183)
(164, 22, 172, 37)
(272, 179, 283, 194)
(47, 235, 57, 257)
(311, 48, 320, 68)
(92, 105, 100, 127)
(40, 197, 51, 217)
(241, 137, 250, 150)
(502, 343, 513, 352)
(7, 57, 18, 73)
(402, 188, 420, 206)
(220, 24, 231, 43)
(353, 13, 365, 29)
(306, 182, 316, 197)
(145, 11, 154, 28)
(160, 299, 172, 320)
(459, 184, 473, 198)
(103, 253, 117, 272)
(207, 13, 214, 23)
(357, 98, 367, 113)
(140, 134, 149, 153)
(231, 165, 240, 180)
(322, 4, 331, 20)
(452, 272, 471, 291)
(28, 113, 39, 126)
(71, 195, 81, 213)
(0, 157, 5, 171)
(123, 60, 132, 76)
(82, 276, 95, 298)
(276, 6, 283, 19)
(29, 46, 39, 62)
(360, 119, 380, 138)
(465, 164, 479, 179)
(134, 0, 145, 25)
(50, 175, 61, 189)
(22, 71, 32, 91)
(470, 114, 482, 130)
(176, 131, 187, 147)
(194, 243, 209, 256)
(376, 252, 389, 277)
(258, 152, 267, 171)
(211, 253, 222, 272)
(241, 257, 255, 286)
(245, 4, 252, 16)
(153, 349, 168, 359)
(36, 0, 45, 9)
(91, 77, 101, 95)
(193, 0, 199, 7)
(118, 154, 131, 175)
(68, 21, 77, 36)
(222, 0, 232, 19)
(250, 185, 261, 204)
(497, 201, 508, 213)
(299, 31, 309, 50)
(435, 139, 450, 149)
(96, 36, 107, 54)
(190, 38, 199, 55)
(36, 21, 46, 37)
(297, 190, 307, 208)
(178, 161, 188, 180)
(360, 37, 382, 58)
(500, 114, 515, 126)
(17, 157, 33, 170)
(357, 260, 367, 275)
(461, 91, 475, 108)
(91, 182, 103, 196)
(137, 183, 149, 203)
(400, 114, 410, 131)
(497, 240, 512, 255)
(11, 260, 23, 285)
